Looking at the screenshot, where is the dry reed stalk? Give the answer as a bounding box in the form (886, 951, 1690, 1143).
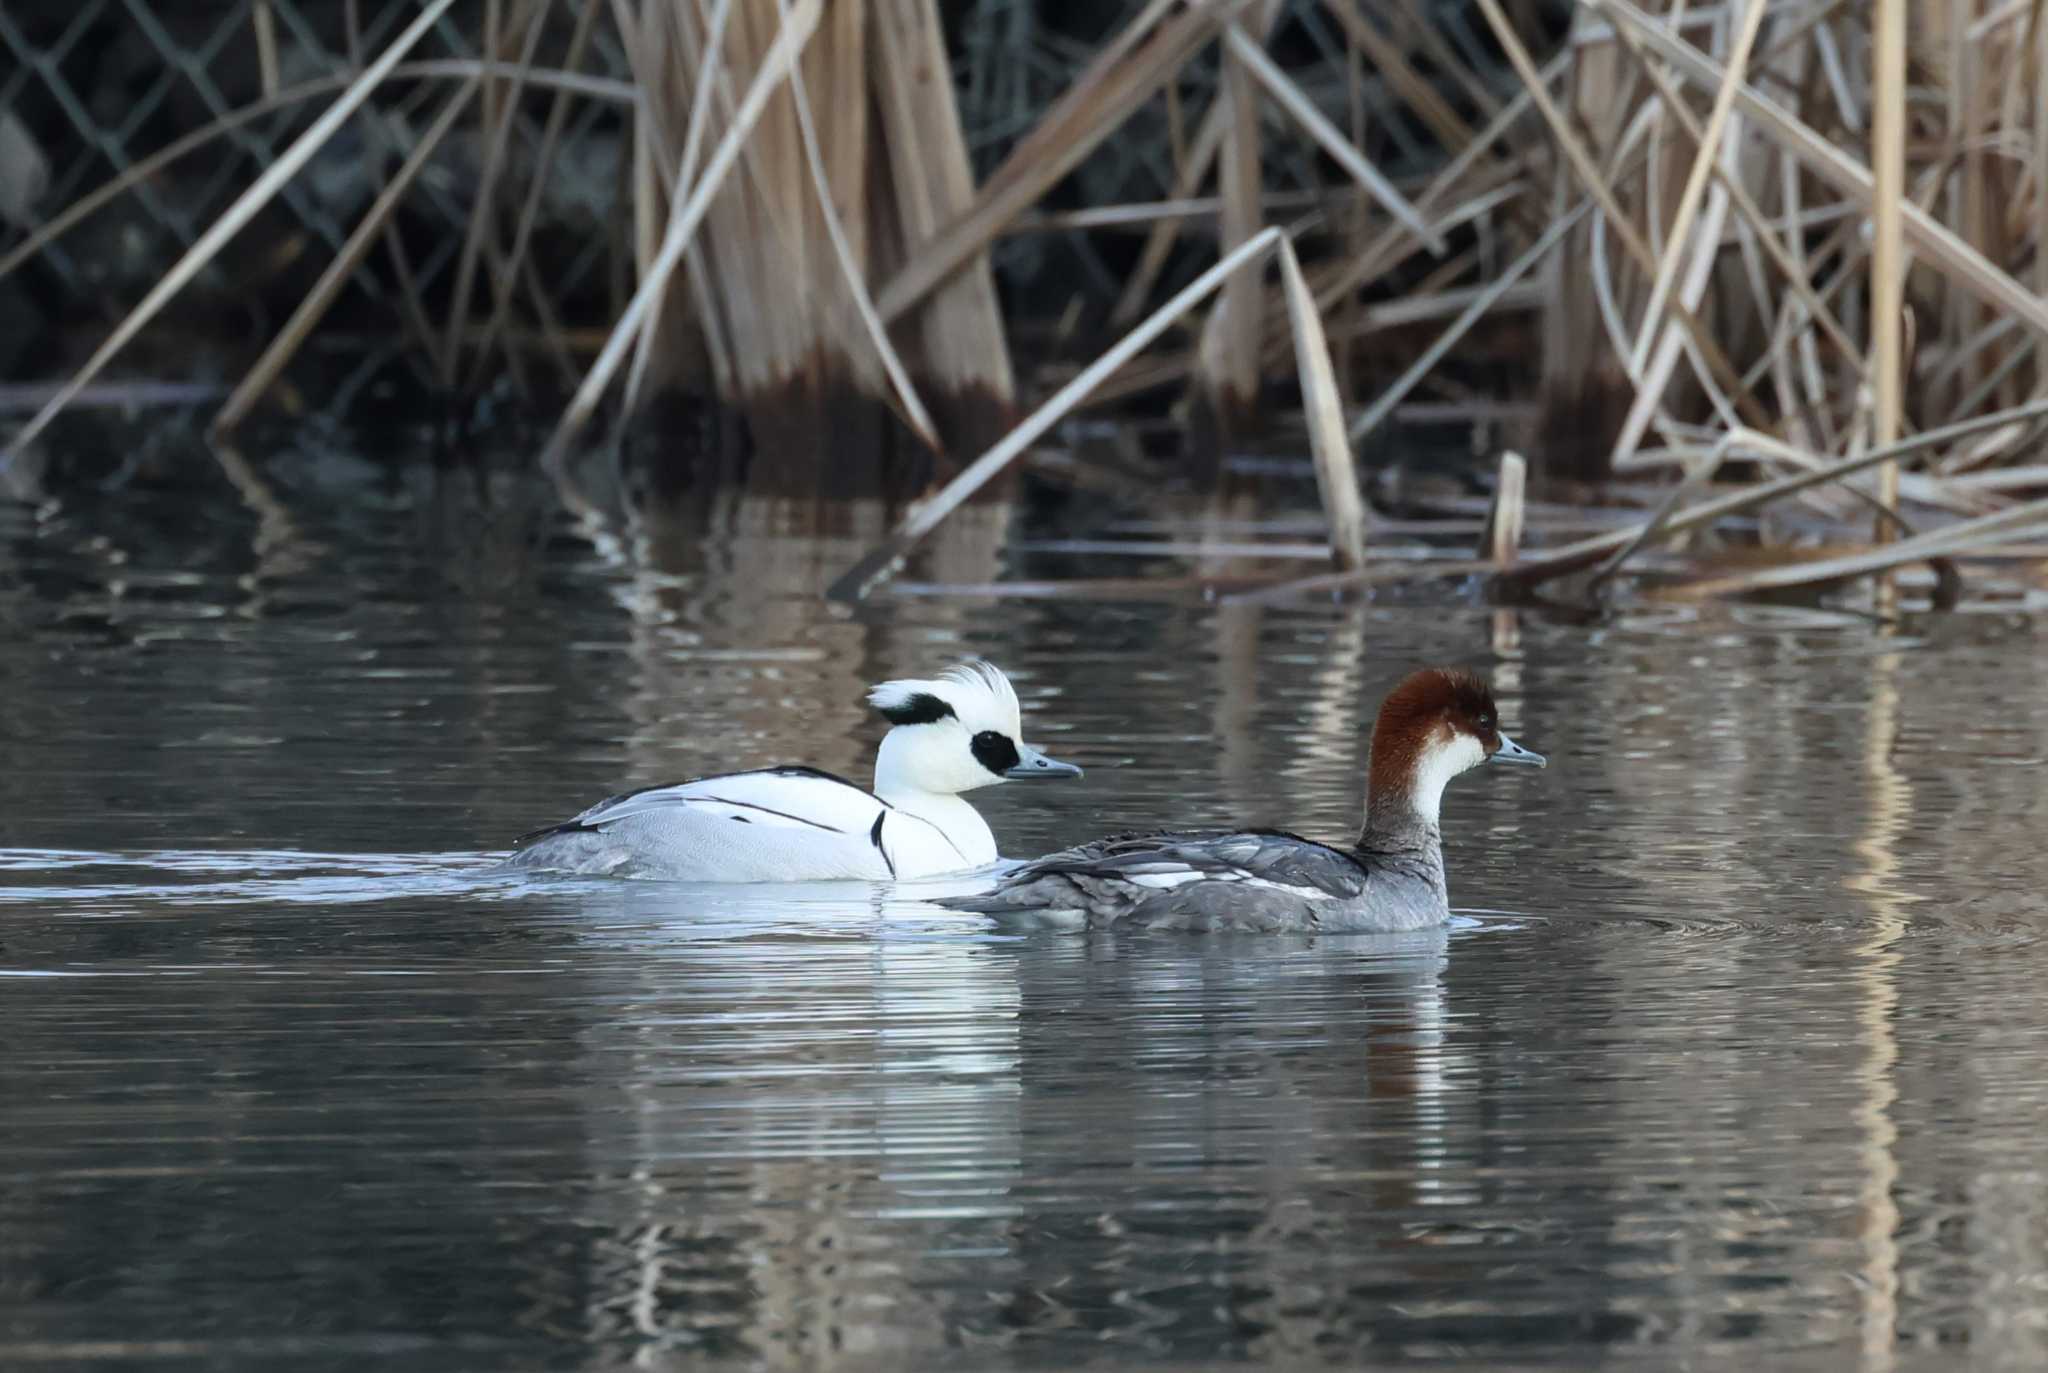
(538, 0, 824, 481)
(1944, 328, 2037, 424)
(1628, 0, 1768, 378)
(648, 0, 941, 472)
(628, 80, 660, 292)
(35, 0, 2048, 587)
(252, 1, 280, 99)
(1317, 0, 1478, 156)
(1596, 0, 2048, 341)
(1498, 399, 2048, 589)
(480, 0, 503, 133)
(780, 0, 939, 452)
(0, 381, 222, 412)
(1872, 0, 1907, 545)
(1533, 4, 1630, 479)
(337, 0, 450, 388)
(620, 0, 733, 400)
(620, 0, 732, 405)
(1009, 194, 1322, 233)
(1315, 60, 1561, 308)
(828, 226, 1286, 602)
(1602, 16, 1865, 373)
(1315, 172, 1531, 311)
(1277, 238, 1366, 569)
(1109, 86, 1228, 328)
(1951, 4, 1988, 413)
(1408, 242, 1481, 302)
(1478, 0, 1768, 434)
(1592, 428, 1821, 586)
(0, 0, 460, 466)
(1222, 26, 1446, 252)
(1114, 0, 1286, 327)
(212, 73, 484, 435)
(1111, 174, 1535, 414)
(703, 0, 881, 439)
(604, 0, 1005, 466)
(1483, 451, 1528, 567)
(1676, 496, 2048, 599)
(1120, 171, 1530, 408)
(1348, 200, 1591, 442)
(1110, 0, 1282, 329)
(875, 0, 1245, 326)
(817, 0, 867, 266)
(1810, 4, 1864, 128)
(1983, 18, 2023, 413)
(1609, 115, 1742, 463)
(1337, 19, 1365, 404)
(1393, 0, 1507, 117)
(468, 0, 608, 391)
(2035, 10, 2048, 311)
(1203, 23, 1268, 427)
(868, 0, 1015, 447)
(1090, 178, 1538, 415)
(439, 0, 549, 385)
(1330, 278, 1550, 336)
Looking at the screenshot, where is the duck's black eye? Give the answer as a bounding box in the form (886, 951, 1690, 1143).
(971, 729, 1020, 775)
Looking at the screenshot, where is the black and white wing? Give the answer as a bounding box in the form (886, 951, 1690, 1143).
(514, 765, 880, 846)
(507, 764, 941, 882)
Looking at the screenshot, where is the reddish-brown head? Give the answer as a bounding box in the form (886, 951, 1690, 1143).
(1365, 668, 1544, 829)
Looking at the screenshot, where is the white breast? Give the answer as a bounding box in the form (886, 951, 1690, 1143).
(874, 791, 996, 877)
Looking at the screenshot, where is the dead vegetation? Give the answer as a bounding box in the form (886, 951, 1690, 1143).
(5, 1, 2048, 612)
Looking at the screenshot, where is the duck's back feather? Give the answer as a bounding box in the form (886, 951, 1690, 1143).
(507, 766, 968, 882)
(515, 766, 877, 845)
(1003, 828, 1368, 895)
(944, 828, 1445, 932)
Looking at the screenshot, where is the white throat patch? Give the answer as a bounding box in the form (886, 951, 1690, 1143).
(1404, 729, 1487, 825)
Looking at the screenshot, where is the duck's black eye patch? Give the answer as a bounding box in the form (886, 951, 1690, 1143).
(877, 692, 957, 726)
(972, 730, 1020, 775)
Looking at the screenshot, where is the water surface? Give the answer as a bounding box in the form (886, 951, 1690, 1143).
(3, 475, 2046, 1371)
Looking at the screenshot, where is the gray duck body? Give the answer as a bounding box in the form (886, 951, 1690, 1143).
(944, 814, 1449, 934)
(940, 665, 1545, 933)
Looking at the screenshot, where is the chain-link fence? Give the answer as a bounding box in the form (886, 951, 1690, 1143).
(0, 0, 637, 329)
(0, 0, 1522, 402)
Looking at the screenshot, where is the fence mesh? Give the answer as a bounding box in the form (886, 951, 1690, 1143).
(0, 1, 1490, 358)
(1, 0, 632, 323)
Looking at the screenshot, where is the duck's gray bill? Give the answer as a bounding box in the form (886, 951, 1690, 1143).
(1007, 743, 1083, 779)
(1490, 733, 1546, 768)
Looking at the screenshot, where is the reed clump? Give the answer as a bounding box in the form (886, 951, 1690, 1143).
(5, 2, 2048, 607)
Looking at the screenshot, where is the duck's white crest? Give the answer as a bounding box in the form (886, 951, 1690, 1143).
(867, 658, 1022, 737)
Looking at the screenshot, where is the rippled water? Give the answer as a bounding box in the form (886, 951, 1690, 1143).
(4, 471, 2048, 1371)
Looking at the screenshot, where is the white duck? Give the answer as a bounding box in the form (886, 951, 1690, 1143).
(505, 660, 1081, 882)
